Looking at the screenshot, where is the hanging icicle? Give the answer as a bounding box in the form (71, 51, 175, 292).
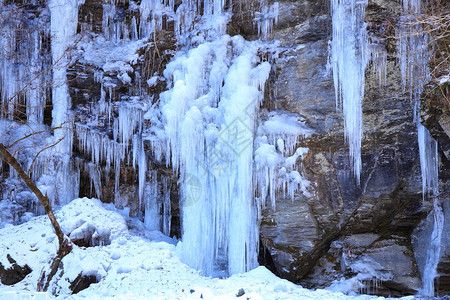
(160, 34, 271, 276)
(330, 0, 369, 183)
(397, 0, 442, 296)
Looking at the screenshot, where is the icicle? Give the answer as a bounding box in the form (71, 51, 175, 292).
(397, 0, 442, 296)
(102, 3, 117, 42)
(422, 199, 444, 296)
(369, 42, 388, 87)
(138, 135, 147, 207)
(330, 0, 369, 183)
(158, 35, 271, 276)
(139, 0, 164, 38)
(418, 123, 439, 198)
(103, 2, 135, 42)
(118, 104, 143, 144)
(0, 6, 49, 124)
(396, 0, 435, 198)
(254, 112, 313, 208)
(88, 163, 103, 199)
(161, 175, 171, 236)
(144, 170, 160, 230)
(26, 31, 45, 125)
(255, 1, 279, 40)
(50, 0, 84, 154)
(143, 170, 171, 234)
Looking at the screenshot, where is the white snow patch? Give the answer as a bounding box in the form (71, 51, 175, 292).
(0, 198, 409, 300)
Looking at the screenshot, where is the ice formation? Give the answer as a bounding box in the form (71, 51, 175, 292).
(47, 0, 86, 205)
(254, 112, 313, 209)
(158, 33, 272, 275)
(330, 0, 369, 183)
(136, 0, 279, 276)
(0, 0, 322, 279)
(421, 198, 444, 296)
(0, 5, 49, 124)
(23, 0, 283, 277)
(397, 0, 442, 296)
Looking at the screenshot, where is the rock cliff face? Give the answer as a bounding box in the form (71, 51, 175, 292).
(257, 0, 450, 296)
(0, 0, 449, 296)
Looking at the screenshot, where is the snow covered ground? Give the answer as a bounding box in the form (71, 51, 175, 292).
(0, 198, 417, 300)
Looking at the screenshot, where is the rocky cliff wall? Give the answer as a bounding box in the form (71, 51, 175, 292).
(258, 0, 449, 296)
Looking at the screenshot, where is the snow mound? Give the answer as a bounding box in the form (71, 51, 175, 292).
(0, 198, 128, 288)
(57, 197, 128, 245)
(0, 199, 413, 299)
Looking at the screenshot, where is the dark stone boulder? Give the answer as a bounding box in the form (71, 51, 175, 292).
(69, 273, 99, 294)
(0, 254, 32, 285)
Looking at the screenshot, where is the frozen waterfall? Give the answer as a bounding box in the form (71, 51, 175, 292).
(397, 0, 443, 296)
(160, 34, 271, 276)
(48, 0, 85, 205)
(74, 0, 279, 276)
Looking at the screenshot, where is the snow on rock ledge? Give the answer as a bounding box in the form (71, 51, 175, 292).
(0, 198, 128, 288)
(57, 198, 128, 246)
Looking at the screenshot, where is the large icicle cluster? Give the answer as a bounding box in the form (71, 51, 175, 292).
(0, 3, 50, 124)
(0, 0, 313, 280)
(157, 33, 271, 276)
(0, 0, 81, 206)
(330, 0, 369, 183)
(71, 0, 283, 277)
(254, 112, 312, 209)
(0, 3, 48, 160)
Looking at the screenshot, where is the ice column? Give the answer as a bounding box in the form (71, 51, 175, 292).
(160, 35, 270, 276)
(50, 0, 84, 204)
(331, 0, 369, 182)
(143, 170, 172, 235)
(397, 0, 442, 296)
(422, 198, 444, 296)
(50, 0, 84, 152)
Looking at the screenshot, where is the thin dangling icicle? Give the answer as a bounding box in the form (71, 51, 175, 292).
(330, 0, 369, 183)
(397, 0, 443, 296)
(138, 135, 147, 208)
(418, 123, 439, 198)
(161, 175, 172, 236)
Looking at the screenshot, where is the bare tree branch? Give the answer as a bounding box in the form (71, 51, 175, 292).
(0, 143, 73, 291)
(5, 124, 67, 149)
(27, 136, 64, 176)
